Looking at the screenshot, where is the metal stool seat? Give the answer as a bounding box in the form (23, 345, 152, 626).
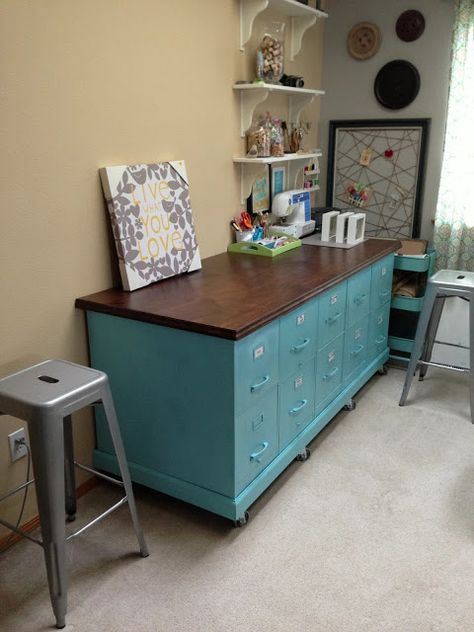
(0, 359, 149, 628)
(399, 269, 474, 422)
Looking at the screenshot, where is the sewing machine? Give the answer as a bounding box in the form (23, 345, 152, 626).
(270, 190, 315, 238)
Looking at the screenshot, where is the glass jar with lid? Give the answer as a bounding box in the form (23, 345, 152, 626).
(256, 22, 285, 84)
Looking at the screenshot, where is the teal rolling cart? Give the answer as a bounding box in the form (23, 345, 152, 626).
(389, 249, 436, 362)
(76, 240, 398, 526)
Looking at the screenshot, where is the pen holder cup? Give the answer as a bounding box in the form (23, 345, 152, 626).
(235, 230, 254, 243)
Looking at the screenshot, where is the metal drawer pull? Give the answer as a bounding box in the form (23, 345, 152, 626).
(354, 293, 367, 305)
(250, 441, 269, 463)
(375, 335, 386, 345)
(290, 399, 308, 415)
(291, 338, 310, 353)
(326, 312, 342, 325)
(250, 375, 270, 392)
(323, 367, 338, 381)
(351, 344, 364, 357)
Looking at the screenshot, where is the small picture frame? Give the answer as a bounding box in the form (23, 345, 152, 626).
(248, 167, 270, 213)
(271, 165, 286, 199)
(321, 210, 340, 242)
(347, 213, 366, 244)
(335, 211, 354, 243)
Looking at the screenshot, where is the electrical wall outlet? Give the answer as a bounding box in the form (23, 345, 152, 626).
(8, 428, 28, 462)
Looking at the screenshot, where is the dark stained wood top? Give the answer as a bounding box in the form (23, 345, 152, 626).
(76, 239, 399, 340)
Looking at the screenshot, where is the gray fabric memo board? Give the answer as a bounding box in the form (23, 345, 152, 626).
(326, 119, 430, 239)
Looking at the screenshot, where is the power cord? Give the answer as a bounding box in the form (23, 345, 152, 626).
(0, 439, 31, 553)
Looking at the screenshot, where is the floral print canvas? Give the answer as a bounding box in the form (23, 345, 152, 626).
(100, 161, 201, 291)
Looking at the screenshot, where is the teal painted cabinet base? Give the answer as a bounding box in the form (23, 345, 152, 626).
(86, 253, 394, 524)
(93, 349, 387, 521)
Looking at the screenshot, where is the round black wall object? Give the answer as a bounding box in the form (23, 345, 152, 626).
(396, 10, 425, 42)
(374, 59, 420, 109)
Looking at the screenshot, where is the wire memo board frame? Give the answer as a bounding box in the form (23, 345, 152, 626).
(326, 119, 430, 238)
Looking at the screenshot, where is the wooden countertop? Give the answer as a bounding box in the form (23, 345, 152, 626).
(76, 239, 399, 340)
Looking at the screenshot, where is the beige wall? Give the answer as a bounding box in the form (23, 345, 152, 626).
(0, 0, 325, 536)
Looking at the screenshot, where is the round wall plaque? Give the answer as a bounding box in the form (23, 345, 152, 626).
(396, 10, 425, 42)
(374, 60, 420, 109)
(347, 22, 381, 60)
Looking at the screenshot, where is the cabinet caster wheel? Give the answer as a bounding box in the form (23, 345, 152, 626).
(343, 398, 356, 411)
(295, 447, 311, 462)
(66, 513, 76, 523)
(233, 511, 249, 528)
(377, 365, 388, 376)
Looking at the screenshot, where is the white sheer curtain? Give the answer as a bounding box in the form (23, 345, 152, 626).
(433, 0, 474, 270)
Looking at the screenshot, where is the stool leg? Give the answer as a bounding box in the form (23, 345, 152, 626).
(400, 284, 437, 406)
(470, 297, 474, 424)
(63, 415, 77, 522)
(28, 415, 68, 629)
(100, 383, 149, 558)
(419, 296, 446, 381)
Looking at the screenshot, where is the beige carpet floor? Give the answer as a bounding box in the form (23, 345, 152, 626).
(1, 367, 474, 632)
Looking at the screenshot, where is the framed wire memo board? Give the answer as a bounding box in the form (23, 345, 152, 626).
(326, 119, 430, 238)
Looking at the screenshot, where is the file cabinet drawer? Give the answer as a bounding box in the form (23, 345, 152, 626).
(315, 334, 344, 414)
(371, 255, 394, 309)
(235, 389, 278, 494)
(343, 319, 368, 385)
(317, 282, 347, 349)
(278, 361, 316, 450)
(235, 321, 279, 414)
(347, 268, 371, 327)
(368, 303, 391, 360)
(279, 298, 318, 381)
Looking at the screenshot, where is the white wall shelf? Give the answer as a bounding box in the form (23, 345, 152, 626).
(233, 83, 325, 136)
(233, 151, 322, 203)
(240, 0, 328, 59)
(233, 150, 322, 164)
(237, 2, 327, 205)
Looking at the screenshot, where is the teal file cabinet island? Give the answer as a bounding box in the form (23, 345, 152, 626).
(76, 239, 398, 525)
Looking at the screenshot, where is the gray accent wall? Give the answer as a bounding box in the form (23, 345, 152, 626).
(319, 0, 456, 241)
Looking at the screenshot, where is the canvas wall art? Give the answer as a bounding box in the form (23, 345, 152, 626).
(100, 161, 201, 291)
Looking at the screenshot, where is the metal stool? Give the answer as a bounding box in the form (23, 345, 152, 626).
(399, 269, 474, 422)
(0, 359, 149, 628)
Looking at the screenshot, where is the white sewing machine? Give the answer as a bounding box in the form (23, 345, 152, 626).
(270, 190, 315, 238)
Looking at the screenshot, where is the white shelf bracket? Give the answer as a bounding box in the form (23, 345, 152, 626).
(290, 15, 317, 60)
(240, 163, 268, 204)
(240, 90, 270, 136)
(288, 93, 315, 126)
(240, 0, 269, 50)
(288, 161, 305, 190)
